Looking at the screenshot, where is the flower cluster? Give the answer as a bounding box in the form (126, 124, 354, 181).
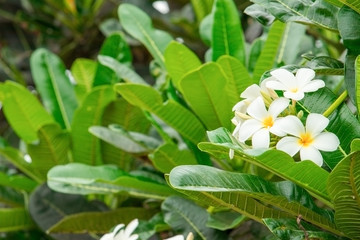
(231, 68, 340, 166)
(100, 219, 139, 240)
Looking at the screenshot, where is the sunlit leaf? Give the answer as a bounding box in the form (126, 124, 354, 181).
(70, 58, 97, 102)
(0, 208, 34, 232)
(191, 0, 214, 22)
(0, 172, 37, 192)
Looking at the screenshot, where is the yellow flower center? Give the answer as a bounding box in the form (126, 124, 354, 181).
(290, 87, 298, 93)
(298, 132, 314, 147)
(262, 116, 274, 128)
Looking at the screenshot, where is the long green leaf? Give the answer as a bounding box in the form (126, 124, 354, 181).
(70, 58, 97, 102)
(71, 86, 116, 165)
(252, 21, 286, 81)
(0, 185, 24, 207)
(27, 123, 71, 179)
(118, 4, 173, 69)
(30, 48, 78, 129)
(0, 81, 54, 143)
(164, 41, 202, 90)
(115, 83, 206, 145)
(356, 55, 360, 112)
(169, 165, 340, 235)
(338, 1, 360, 21)
(47, 163, 178, 199)
(191, 0, 214, 22)
(327, 152, 360, 239)
(180, 62, 233, 130)
(198, 128, 331, 206)
(0, 208, 34, 232)
(211, 0, 246, 64)
(0, 172, 37, 192)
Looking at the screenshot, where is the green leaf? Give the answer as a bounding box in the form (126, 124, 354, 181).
(338, 5, 360, 53)
(253, 21, 286, 81)
(70, 58, 97, 102)
(247, 38, 265, 73)
(191, 0, 214, 22)
(115, 83, 206, 145)
(327, 152, 360, 239)
(27, 123, 71, 179)
(0, 81, 54, 143)
(71, 86, 116, 165)
(149, 143, 198, 173)
(338, 0, 360, 14)
(30, 48, 78, 129)
(356, 55, 360, 112)
(48, 207, 156, 233)
(306, 56, 345, 75)
(206, 210, 245, 231)
(118, 3, 173, 69)
(0, 185, 24, 207)
(344, 52, 358, 104)
(250, 0, 339, 32)
(98, 55, 147, 85)
(164, 41, 202, 90)
(324, 0, 343, 7)
(0, 172, 37, 192)
(351, 138, 360, 152)
(162, 196, 227, 240)
(169, 165, 339, 235)
(199, 128, 332, 206)
(199, 13, 213, 46)
(211, 0, 246, 64)
(180, 62, 233, 130)
(47, 163, 177, 199)
(244, 4, 275, 26)
(0, 208, 34, 232)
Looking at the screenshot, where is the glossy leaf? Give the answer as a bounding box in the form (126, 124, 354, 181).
(48, 207, 156, 234)
(47, 163, 177, 199)
(191, 0, 214, 22)
(356, 55, 360, 112)
(71, 86, 116, 165)
(211, 0, 246, 64)
(250, 0, 339, 32)
(324, 0, 343, 7)
(199, 128, 331, 206)
(0, 81, 54, 143)
(70, 58, 97, 102)
(338, 5, 360, 53)
(0, 208, 34, 232)
(164, 41, 202, 90)
(338, 0, 360, 13)
(328, 152, 360, 239)
(206, 210, 245, 231)
(0, 172, 37, 192)
(306, 56, 345, 75)
(162, 196, 227, 240)
(149, 143, 198, 173)
(118, 4, 173, 69)
(252, 21, 286, 81)
(115, 83, 206, 145)
(30, 48, 78, 129)
(169, 165, 339, 235)
(180, 62, 233, 130)
(244, 4, 275, 26)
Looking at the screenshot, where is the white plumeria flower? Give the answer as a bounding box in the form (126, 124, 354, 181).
(100, 219, 139, 240)
(265, 68, 325, 101)
(238, 96, 289, 149)
(276, 113, 340, 166)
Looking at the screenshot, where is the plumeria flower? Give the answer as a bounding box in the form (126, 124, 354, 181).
(165, 232, 194, 240)
(100, 219, 139, 240)
(276, 113, 340, 166)
(265, 68, 325, 101)
(238, 96, 289, 149)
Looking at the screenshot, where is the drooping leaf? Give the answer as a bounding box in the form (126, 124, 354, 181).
(162, 196, 228, 240)
(199, 128, 332, 206)
(338, 5, 360, 53)
(179, 62, 233, 130)
(252, 21, 286, 81)
(244, 4, 275, 26)
(149, 143, 198, 173)
(71, 86, 116, 165)
(191, 0, 214, 22)
(0, 172, 37, 192)
(211, 0, 246, 64)
(206, 210, 245, 231)
(327, 152, 360, 239)
(0, 81, 54, 143)
(48, 207, 156, 234)
(115, 83, 206, 145)
(0, 208, 34, 232)
(118, 4, 173, 69)
(169, 165, 339, 235)
(47, 163, 177, 199)
(164, 41, 202, 90)
(30, 48, 78, 129)
(70, 58, 97, 102)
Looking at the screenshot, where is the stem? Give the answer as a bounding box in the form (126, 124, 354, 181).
(322, 90, 348, 118)
(143, 111, 174, 144)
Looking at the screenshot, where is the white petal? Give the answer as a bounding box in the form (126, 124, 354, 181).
(127, 234, 139, 240)
(239, 119, 263, 142)
(270, 119, 286, 137)
(268, 97, 289, 117)
(113, 224, 125, 234)
(300, 146, 323, 166)
(313, 132, 340, 151)
(229, 149, 235, 159)
(165, 235, 185, 240)
(232, 100, 247, 112)
(247, 97, 268, 120)
(265, 80, 287, 91)
(252, 128, 270, 149)
(100, 233, 114, 240)
(283, 91, 304, 101)
(295, 68, 315, 85)
(240, 84, 261, 99)
(276, 136, 301, 156)
(305, 113, 329, 135)
(232, 122, 242, 138)
(124, 219, 139, 237)
(301, 80, 325, 92)
(278, 116, 304, 137)
(270, 69, 296, 88)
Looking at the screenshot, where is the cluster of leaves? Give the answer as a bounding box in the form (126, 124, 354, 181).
(1, 0, 360, 239)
